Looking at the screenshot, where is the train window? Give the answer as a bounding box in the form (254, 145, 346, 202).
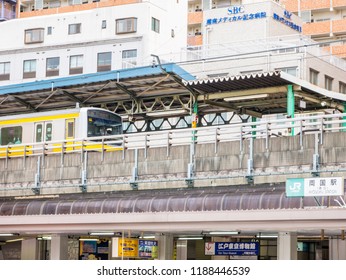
(87, 110, 122, 137)
(46, 123, 52, 141)
(1, 126, 23, 145)
(66, 119, 75, 139)
(35, 124, 43, 142)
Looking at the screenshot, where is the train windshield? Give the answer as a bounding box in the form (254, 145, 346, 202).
(87, 109, 122, 137)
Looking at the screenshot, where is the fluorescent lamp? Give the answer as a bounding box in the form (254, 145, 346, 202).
(89, 232, 114, 236)
(37, 236, 52, 240)
(178, 237, 203, 240)
(146, 109, 187, 118)
(208, 231, 240, 235)
(256, 233, 278, 238)
(0, 233, 19, 237)
(6, 238, 24, 243)
(142, 235, 156, 239)
(79, 238, 99, 241)
(224, 94, 269, 102)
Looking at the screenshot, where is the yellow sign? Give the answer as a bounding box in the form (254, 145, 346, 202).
(112, 238, 138, 258)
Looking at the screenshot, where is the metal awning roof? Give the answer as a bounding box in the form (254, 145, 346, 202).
(0, 66, 344, 120)
(186, 71, 346, 118)
(0, 63, 195, 118)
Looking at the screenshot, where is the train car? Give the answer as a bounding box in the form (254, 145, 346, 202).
(0, 107, 123, 157)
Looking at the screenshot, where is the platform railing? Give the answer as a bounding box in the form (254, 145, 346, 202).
(0, 112, 346, 160)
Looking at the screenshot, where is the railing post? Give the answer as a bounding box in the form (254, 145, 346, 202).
(80, 151, 88, 192)
(130, 148, 138, 190)
(32, 156, 41, 195)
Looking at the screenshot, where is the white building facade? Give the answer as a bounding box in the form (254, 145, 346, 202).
(0, 0, 188, 85)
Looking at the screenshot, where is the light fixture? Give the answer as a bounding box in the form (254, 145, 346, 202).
(37, 236, 52, 240)
(208, 231, 240, 235)
(224, 94, 269, 102)
(0, 233, 19, 237)
(79, 238, 99, 241)
(321, 101, 327, 107)
(256, 233, 278, 238)
(89, 232, 115, 236)
(178, 237, 203, 240)
(146, 109, 187, 118)
(6, 238, 24, 243)
(142, 235, 156, 239)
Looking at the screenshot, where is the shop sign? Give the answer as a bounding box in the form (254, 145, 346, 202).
(112, 237, 138, 258)
(205, 242, 259, 256)
(286, 177, 344, 197)
(138, 240, 158, 259)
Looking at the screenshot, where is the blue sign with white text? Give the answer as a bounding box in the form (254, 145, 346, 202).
(214, 242, 259, 256)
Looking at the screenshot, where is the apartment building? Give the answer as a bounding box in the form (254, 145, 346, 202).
(0, 0, 16, 20)
(180, 0, 346, 95)
(0, 0, 187, 85)
(280, 0, 346, 59)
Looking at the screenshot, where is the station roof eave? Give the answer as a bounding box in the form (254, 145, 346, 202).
(0, 63, 195, 118)
(186, 71, 346, 118)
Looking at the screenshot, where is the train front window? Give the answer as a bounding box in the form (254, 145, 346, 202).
(1, 126, 23, 145)
(87, 110, 122, 137)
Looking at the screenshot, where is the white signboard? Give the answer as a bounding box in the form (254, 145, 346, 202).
(286, 177, 344, 197)
(204, 242, 215, 255)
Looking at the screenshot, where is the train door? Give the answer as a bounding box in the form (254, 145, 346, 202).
(34, 122, 53, 154)
(34, 122, 53, 143)
(65, 119, 75, 151)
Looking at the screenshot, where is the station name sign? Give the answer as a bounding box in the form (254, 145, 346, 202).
(286, 177, 344, 197)
(206, 5, 266, 25)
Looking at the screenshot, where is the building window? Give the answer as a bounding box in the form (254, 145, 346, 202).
(116, 18, 137, 34)
(151, 17, 160, 33)
(69, 55, 83, 75)
(46, 57, 60, 77)
(0, 62, 10, 81)
(23, 59, 36, 79)
(68, 23, 81, 35)
(97, 52, 112, 72)
(122, 49, 137, 68)
(325, 75, 333, 91)
(309, 69, 319, 86)
(24, 28, 44, 44)
(47, 26, 52, 35)
(340, 82, 346, 94)
(101, 20, 107, 29)
(276, 67, 297, 77)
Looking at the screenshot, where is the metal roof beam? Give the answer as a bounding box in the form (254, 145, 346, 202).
(204, 99, 262, 118)
(197, 86, 288, 101)
(10, 95, 37, 112)
(61, 89, 85, 105)
(115, 82, 138, 101)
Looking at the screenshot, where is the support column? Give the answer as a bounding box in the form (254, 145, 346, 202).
(176, 239, 187, 260)
(329, 238, 346, 260)
(277, 232, 297, 260)
(251, 116, 257, 138)
(50, 234, 68, 260)
(287, 84, 295, 136)
(21, 238, 39, 260)
(343, 102, 346, 132)
(157, 233, 174, 260)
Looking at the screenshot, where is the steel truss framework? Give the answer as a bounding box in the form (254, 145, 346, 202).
(0, 64, 344, 133)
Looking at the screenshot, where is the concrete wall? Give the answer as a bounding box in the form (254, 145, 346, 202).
(1, 131, 346, 196)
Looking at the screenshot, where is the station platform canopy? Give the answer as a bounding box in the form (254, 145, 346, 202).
(0, 63, 345, 120)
